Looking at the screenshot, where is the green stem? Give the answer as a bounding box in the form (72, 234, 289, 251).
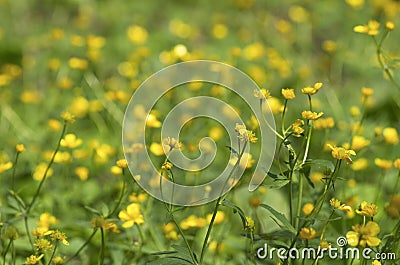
(393, 170, 400, 195)
(24, 216, 34, 250)
(47, 242, 58, 265)
(295, 172, 303, 231)
(199, 140, 249, 265)
(11, 152, 20, 191)
(2, 239, 12, 265)
(98, 228, 105, 265)
(26, 120, 67, 214)
(282, 99, 288, 136)
(65, 229, 98, 264)
(107, 180, 126, 218)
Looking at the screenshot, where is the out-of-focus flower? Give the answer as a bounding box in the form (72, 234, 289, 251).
(374, 158, 393, 171)
(346, 221, 381, 247)
(299, 227, 317, 240)
(383, 127, 399, 145)
(292, 119, 305, 136)
(180, 215, 207, 230)
(302, 110, 324, 120)
(301, 82, 322, 95)
(60, 134, 82, 149)
(353, 20, 380, 36)
(281, 88, 295, 99)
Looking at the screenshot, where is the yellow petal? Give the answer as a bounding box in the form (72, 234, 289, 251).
(346, 231, 359, 246)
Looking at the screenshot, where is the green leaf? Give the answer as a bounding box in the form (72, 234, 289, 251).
(222, 199, 247, 229)
(259, 204, 296, 234)
(262, 179, 290, 189)
(147, 257, 193, 265)
(171, 244, 197, 263)
(83, 205, 101, 216)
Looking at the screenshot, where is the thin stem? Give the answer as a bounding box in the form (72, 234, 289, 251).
(199, 140, 249, 265)
(107, 180, 126, 218)
(65, 229, 98, 263)
(11, 152, 20, 191)
(2, 239, 12, 265)
(24, 216, 34, 250)
(98, 228, 105, 265)
(26, 120, 67, 213)
(295, 172, 303, 231)
(282, 99, 288, 136)
(47, 242, 58, 265)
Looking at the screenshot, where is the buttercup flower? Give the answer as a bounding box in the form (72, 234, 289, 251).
(356, 201, 378, 217)
(0, 161, 12, 174)
(60, 133, 82, 149)
(385, 21, 395, 31)
(330, 198, 353, 212)
(281, 88, 295, 99)
(346, 221, 381, 247)
(180, 215, 207, 230)
(301, 82, 322, 95)
(313, 117, 335, 130)
(353, 20, 380, 35)
(299, 227, 317, 240)
(385, 194, 400, 218)
(161, 161, 173, 170)
(253, 88, 271, 99)
(374, 158, 392, 171)
(302, 203, 314, 216)
(235, 123, 258, 143)
(60, 111, 75, 123)
(245, 217, 255, 232)
(292, 119, 305, 136)
(327, 144, 356, 164)
(382, 127, 399, 145)
(351, 135, 370, 151)
(16, 143, 26, 153)
(25, 254, 44, 265)
(302, 110, 324, 120)
(34, 238, 53, 252)
(118, 203, 144, 228)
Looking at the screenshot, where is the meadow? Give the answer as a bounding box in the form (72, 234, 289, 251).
(1, 0, 400, 264)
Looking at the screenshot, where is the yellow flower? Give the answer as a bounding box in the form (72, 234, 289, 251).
(327, 144, 356, 164)
(52, 256, 65, 265)
(206, 211, 225, 224)
(92, 217, 120, 233)
(74, 166, 89, 181)
(267, 97, 284, 114)
(48, 119, 62, 131)
(163, 137, 182, 152)
(116, 159, 128, 168)
(161, 161, 173, 170)
(351, 135, 370, 151)
(68, 57, 88, 70)
(212, 23, 228, 39)
(127, 25, 148, 44)
(110, 166, 122, 176)
(129, 192, 147, 203)
(394, 158, 400, 169)
(356, 201, 378, 217)
(235, 123, 258, 143)
(351, 158, 368, 171)
(353, 20, 380, 35)
(37, 213, 58, 229)
(361, 87, 374, 98)
(118, 203, 144, 228)
(374, 158, 393, 171)
(253, 88, 271, 99)
(0, 161, 12, 174)
(33, 163, 53, 181)
(385, 194, 400, 219)
(346, 221, 381, 247)
(301, 110, 324, 120)
(209, 126, 224, 141)
(291, 119, 305, 136)
(149, 142, 164, 156)
(302, 203, 314, 216)
(313, 117, 335, 130)
(372, 260, 381, 265)
(34, 238, 53, 252)
(245, 217, 255, 232)
(281, 88, 295, 99)
(60, 133, 82, 149)
(146, 113, 162, 128)
(180, 215, 207, 230)
(51, 230, 70, 246)
(60, 112, 75, 123)
(330, 198, 353, 212)
(163, 222, 179, 240)
(16, 144, 26, 153)
(229, 152, 255, 169)
(301, 82, 322, 95)
(69, 96, 89, 118)
(25, 254, 44, 265)
(299, 227, 317, 240)
(383, 127, 399, 145)
(385, 21, 395, 31)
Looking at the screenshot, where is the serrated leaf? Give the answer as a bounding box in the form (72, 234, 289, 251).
(222, 199, 247, 229)
(259, 204, 296, 234)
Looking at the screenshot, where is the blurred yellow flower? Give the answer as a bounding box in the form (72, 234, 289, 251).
(118, 203, 144, 228)
(385, 21, 395, 31)
(146, 113, 162, 128)
(129, 192, 147, 203)
(116, 159, 128, 168)
(127, 25, 148, 44)
(374, 158, 393, 171)
(299, 227, 317, 240)
(346, 0, 365, 9)
(322, 40, 337, 53)
(60, 133, 82, 149)
(33, 163, 53, 181)
(16, 144, 25, 153)
(351, 158, 368, 171)
(149, 142, 164, 156)
(180, 215, 207, 230)
(302, 203, 314, 216)
(209, 126, 224, 141)
(212, 23, 228, 39)
(383, 127, 399, 145)
(243, 42, 264, 60)
(206, 211, 225, 224)
(385, 194, 400, 218)
(60, 112, 75, 123)
(69, 96, 90, 118)
(0, 161, 12, 174)
(37, 213, 58, 229)
(229, 152, 255, 169)
(394, 158, 400, 169)
(346, 221, 381, 247)
(163, 222, 179, 240)
(161, 161, 173, 170)
(266, 97, 284, 114)
(313, 117, 335, 130)
(74, 166, 89, 181)
(254, 88, 271, 99)
(68, 57, 88, 70)
(110, 166, 122, 176)
(351, 135, 370, 151)
(356, 201, 378, 217)
(353, 20, 380, 36)
(372, 260, 382, 265)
